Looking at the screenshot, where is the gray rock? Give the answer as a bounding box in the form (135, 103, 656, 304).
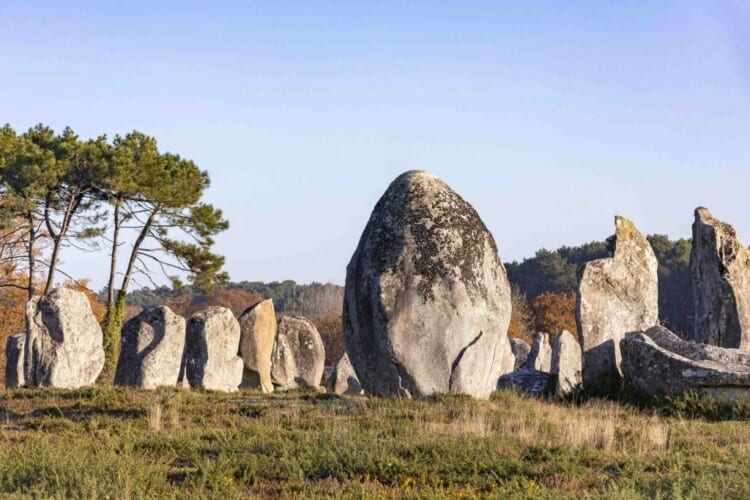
(690, 207, 750, 349)
(238, 299, 277, 392)
(621, 326, 750, 400)
(331, 353, 364, 395)
(497, 368, 555, 396)
(551, 330, 582, 397)
(24, 288, 105, 388)
(271, 316, 325, 390)
(523, 333, 552, 372)
(184, 307, 243, 392)
(510, 338, 531, 371)
(577, 215, 658, 392)
(5, 333, 25, 389)
(344, 170, 513, 399)
(115, 306, 186, 389)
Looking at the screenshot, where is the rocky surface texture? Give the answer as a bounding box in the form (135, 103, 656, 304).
(690, 207, 750, 349)
(343, 170, 513, 399)
(577, 216, 659, 392)
(551, 330, 582, 397)
(621, 326, 750, 400)
(24, 288, 105, 388)
(510, 338, 531, 371)
(184, 307, 243, 392)
(523, 333, 552, 372)
(331, 353, 364, 395)
(271, 316, 325, 390)
(115, 306, 186, 389)
(238, 299, 277, 392)
(5, 333, 25, 389)
(497, 368, 555, 396)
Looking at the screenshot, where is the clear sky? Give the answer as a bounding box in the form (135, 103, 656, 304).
(1, 1, 749, 288)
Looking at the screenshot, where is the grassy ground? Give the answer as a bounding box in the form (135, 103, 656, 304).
(1, 387, 749, 498)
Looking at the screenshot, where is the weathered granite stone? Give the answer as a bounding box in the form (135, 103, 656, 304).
(238, 299, 277, 392)
(271, 316, 325, 390)
(184, 307, 243, 392)
(5, 333, 25, 389)
(115, 306, 186, 389)
(690, 207, 750, 349)
(621, 326, 750, 400)
(331, 353, 364, 395)
(497, 368, 555, 396)
(577, 216, 658, 392)
(24, 288, 105, 388)
(510, 338, 531, 371)
(551, 330, 582, 397)
(523, 333, 552, 372)
(344, 170, 513, 399)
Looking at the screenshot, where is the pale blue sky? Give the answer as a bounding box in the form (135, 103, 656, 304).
(1, 1, 749, 288)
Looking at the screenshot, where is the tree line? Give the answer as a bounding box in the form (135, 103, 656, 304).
(0, 124, 228, 381)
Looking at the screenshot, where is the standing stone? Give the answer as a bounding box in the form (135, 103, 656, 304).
(271, 316, 325, 390)
(690, 207, 750, 349)
(184, 307, 243, 392)
(5, 333, 25, 389)
(551, 330, 582, 397)
(576, 216, 658, 392)
(238, 299, 276, 392)
(510, 338, 531, 371)
(115, 306, 186, 389)
(331, 353, 364, 395)
(522, 333, 552, 372)
(24, 288, 105, 388)
(344, 170, 513, 399)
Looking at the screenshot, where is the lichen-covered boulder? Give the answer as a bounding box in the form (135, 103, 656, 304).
(497, 368, 555, 396)
(5, 333, 25, 389)
(344, 170, 513, 399)
(510, 338, 531, 371)
(115, 306, 186, 389)
(271, 316, 325, 390)
(24, 288, 105, 388)
(577, 216, 658, 393)
(523, 333, 552, 372)
(690, 207, 750, 349)
(238, 299, 277, 392)
(621, 326, 750, 400)
(551, 330, 582, 397)
(184, 307, 243, 392)
(331, 353, 364, 395)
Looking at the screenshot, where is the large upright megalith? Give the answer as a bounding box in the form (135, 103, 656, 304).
(690, 207, 750, 349)
(237, 299, 277, 392)
(5, 333, 25, 389)
(24, 287, 105, 388)
(115, 306, 186, 389)
(577, 216, 658, 392)
(184, 307, 243, 392)
(343, 170, 513, 399)
(271, 316, 326, 390)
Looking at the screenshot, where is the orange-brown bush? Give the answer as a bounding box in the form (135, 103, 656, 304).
(531, 291, 578, 341)
(310, 311, 345, 365)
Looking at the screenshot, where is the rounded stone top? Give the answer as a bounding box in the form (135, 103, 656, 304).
(695, 207, 713, 221)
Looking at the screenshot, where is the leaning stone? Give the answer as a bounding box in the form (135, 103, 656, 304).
(510, 338, 531, 371)
(690, 207, 750, 349)
(523, 333, 552, 372)
(331, 353, 364, 395)
(184, 307, 243, 392)
(343, 170, 513, 399)
(551, 330, 582, 397)
(238, 299, 276, 392)
(271, 316, 325, 390)
(497, 368, 555, 397)
(115, 306, 186, 389)
(621, 326, 750, 400)
(577, 215, 658, 393)
(24, 288, 105, 388)
(5, 333, 25, 389)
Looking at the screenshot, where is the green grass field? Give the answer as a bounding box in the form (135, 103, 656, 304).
(1, 387, 749, 498)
